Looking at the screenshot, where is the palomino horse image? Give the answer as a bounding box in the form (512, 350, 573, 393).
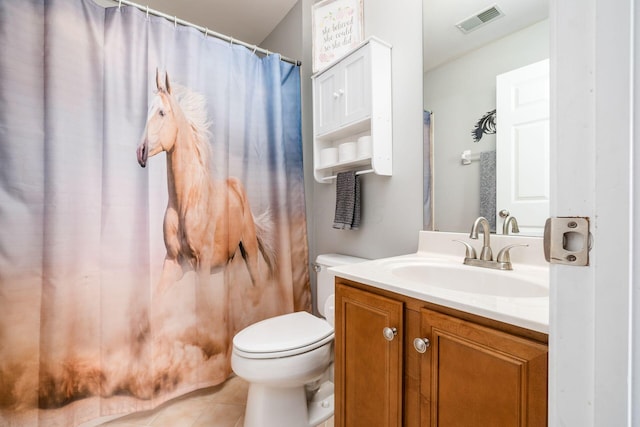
(136, 70, 276, 295)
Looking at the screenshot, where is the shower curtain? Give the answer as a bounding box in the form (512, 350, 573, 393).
(0, 1, 310, 425)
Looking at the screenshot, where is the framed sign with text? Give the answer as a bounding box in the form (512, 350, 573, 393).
(312, 0, 364, 72)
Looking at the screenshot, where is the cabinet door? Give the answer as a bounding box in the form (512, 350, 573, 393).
(341, 46, 371, 126)
(335, 283, 403, 427)
(420, 308, 548, 427)
(314, 67, 341, 135)
(496, 59, 550, 236)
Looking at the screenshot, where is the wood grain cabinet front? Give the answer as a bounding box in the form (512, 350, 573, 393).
(334, 279, 548, 427)
(335, 283, 403, 427)
(420, 308, 548, 427)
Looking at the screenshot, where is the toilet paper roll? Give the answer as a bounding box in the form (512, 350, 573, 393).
(357, 135, 373, 158)
(323, 294, 335, 326)
(338, 141, 357, 162)
(320, 147, 338, 167)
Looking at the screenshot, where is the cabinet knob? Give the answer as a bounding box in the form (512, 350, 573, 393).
(382, 327, 398, 341)
(413, 337, 430, 353)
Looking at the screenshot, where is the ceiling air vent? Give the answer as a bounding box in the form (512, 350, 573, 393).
(456, 5, 505, 34)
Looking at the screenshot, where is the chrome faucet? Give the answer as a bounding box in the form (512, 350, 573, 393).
(503, 216, 520, 235)
(454, 216, 528, 271)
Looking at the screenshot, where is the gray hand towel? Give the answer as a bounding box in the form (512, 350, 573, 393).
(333, 171, 361, 230)
(479, 151, 496, 232)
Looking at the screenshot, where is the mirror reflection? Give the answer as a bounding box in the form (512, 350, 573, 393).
(423, 0, 549, 236)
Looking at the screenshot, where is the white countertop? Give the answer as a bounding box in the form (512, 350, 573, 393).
(329, 231, 550, 334)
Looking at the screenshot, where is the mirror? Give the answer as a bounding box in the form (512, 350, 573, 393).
(423, 0, 550, 236)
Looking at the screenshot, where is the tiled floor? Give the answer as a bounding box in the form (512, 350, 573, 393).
(98, 376, 334, 427)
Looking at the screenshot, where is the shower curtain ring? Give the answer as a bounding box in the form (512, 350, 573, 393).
(118, 0, 122, 9)
(174, 16, 177, 28)
(230, 38, 234, 47)
(146, 5, 149, 19)
(252, 45, 257, 54)
(204, 27, 209, 38)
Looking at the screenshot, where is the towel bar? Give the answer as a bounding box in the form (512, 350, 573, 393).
(321, 169, 374, 182)
(461, 150, 481, 165)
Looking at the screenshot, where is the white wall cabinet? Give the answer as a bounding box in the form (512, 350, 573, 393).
(312, 37, 392, 183)
(314, 47, 371, 134)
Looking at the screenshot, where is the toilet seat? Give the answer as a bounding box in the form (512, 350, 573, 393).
(233, 311, 334, 359)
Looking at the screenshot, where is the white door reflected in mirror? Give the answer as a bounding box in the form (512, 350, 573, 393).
(496, 59, 550, 237)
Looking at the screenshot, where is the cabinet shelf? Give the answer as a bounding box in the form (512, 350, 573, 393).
(312, 37, 392, 183)
(316, 156, 372, 172)
(316, 155, 374, 182)
(319, 170, 374, 182)
(315, 117, 371, 140)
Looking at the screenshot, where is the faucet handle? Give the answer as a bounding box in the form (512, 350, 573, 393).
(453, 240, 477, 260)
(496, 244, 529, 263)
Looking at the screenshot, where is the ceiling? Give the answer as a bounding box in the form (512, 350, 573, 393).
(103, 0, 547, 70)
(423, 0, 549, 71)
(127, 0, 299, 46)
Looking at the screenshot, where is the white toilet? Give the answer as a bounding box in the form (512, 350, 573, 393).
(231, 254, 366, 427)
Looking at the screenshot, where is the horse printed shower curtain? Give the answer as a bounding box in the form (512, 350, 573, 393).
(0, 1, 310, 425)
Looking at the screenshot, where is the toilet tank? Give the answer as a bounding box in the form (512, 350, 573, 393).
(315, 253, 367, 318)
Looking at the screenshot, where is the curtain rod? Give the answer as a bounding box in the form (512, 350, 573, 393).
(114, 0, 302, 66)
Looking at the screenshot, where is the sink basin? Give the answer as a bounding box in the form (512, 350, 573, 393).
(390, 261, 548, 298)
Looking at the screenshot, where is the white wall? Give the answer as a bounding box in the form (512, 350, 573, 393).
(424, 20, 549, 233)
(263, 0, 424, 312)
(311, 0, 424, 262)
(549, 0, 637, 424)
(634, 0, 640, 418)
(261, 1, 303, 61)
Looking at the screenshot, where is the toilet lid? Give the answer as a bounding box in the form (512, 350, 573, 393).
(233, 311, 334, 358)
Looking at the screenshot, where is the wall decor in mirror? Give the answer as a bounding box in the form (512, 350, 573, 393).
(423, 0, 549, 236)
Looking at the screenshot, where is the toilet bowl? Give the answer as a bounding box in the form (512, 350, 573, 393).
(231, 254, 366, 427)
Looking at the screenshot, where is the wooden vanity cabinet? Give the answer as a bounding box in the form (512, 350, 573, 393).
(334, 283, 403, 427)
(335, 279, 548, 427)
(420, 308, 548, 426)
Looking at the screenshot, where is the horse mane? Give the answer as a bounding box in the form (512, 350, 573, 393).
(171, 84, 212, 168)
